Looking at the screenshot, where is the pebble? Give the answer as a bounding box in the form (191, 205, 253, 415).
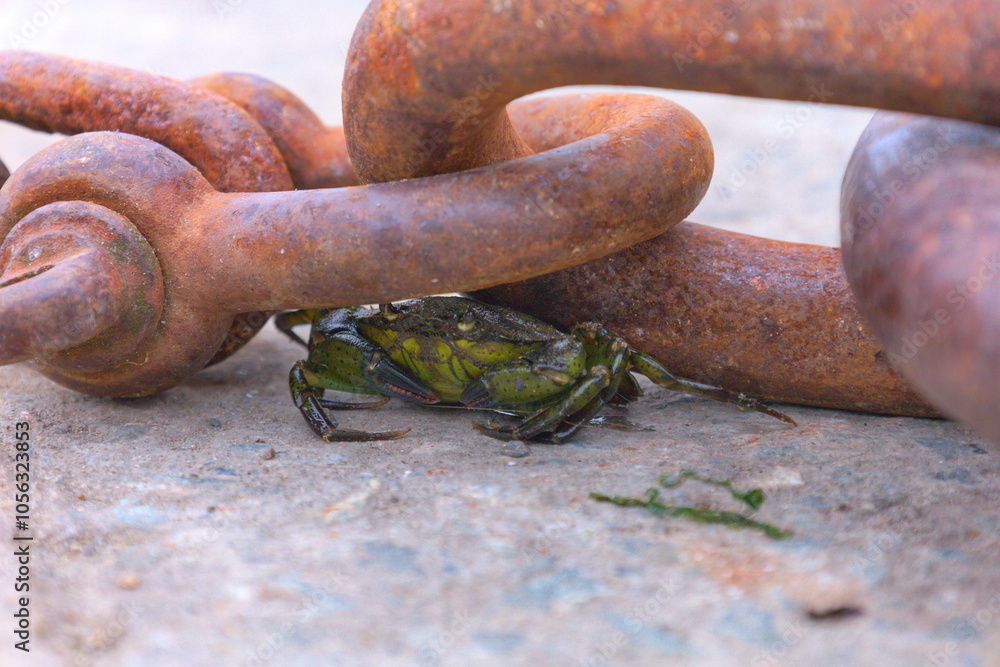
(500, 440, 531, 458)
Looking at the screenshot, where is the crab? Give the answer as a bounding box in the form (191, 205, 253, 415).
(275, 296, 795, 443)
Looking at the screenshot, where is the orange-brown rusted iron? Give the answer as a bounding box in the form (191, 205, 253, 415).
(0, 51, 301, 364)
(189, 72, 359, 190)
(0, 51, 294, 193)
(480, 222, 937, 416)
(842, 113, 1000, 442)
(0, 202, 162, 369)
(343, 0, 998, 424)
(0, 56, 362, 366)
(344, 0, 1000, 183)
(0, 90, 710, 396)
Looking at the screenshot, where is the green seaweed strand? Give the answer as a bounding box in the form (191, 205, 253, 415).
(659, 470, 766, 510)
(590, 477, 792, 540)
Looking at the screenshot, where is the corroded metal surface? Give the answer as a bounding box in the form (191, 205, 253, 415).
(190, 72, 358, 190)
(0, 55, 370, 365)
(0, 202, 163, 370)
(344, 0, 1000, 183)
(343, 0, 998, 426)
(481, 222, 937, 416)
(0, 51, 299, 364)
(0, 51, 293, 193)
(0, 92, 709, 395)
(842, 112, 1000, 441)
(0, 133, 233, 395)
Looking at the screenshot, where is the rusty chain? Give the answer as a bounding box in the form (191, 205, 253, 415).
(842, 114, 1000, 444)
(0, 58, 710, 396)
(0, 0, 998, 442)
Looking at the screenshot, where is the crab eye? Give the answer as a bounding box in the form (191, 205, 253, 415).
(457, 312, 477, 333)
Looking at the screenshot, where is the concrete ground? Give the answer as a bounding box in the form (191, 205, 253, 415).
(2, 2, 999, 666)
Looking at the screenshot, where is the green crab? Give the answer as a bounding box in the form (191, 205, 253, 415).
(276, 296, 795, 443)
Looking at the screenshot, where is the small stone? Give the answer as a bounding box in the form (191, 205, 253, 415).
(116, 573, 141, 590)
(262, 447, 276, 460)
(208, 418, 222, 428)
(806, 605, 863, 621)
(500, 440, 531, 458)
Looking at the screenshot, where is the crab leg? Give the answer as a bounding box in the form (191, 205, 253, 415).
(542, 340, 634, 443)
(609, 371, 643, 405)
(318, 396, 391, 410)
(629, 352, 797, 425)
(289, 361, 410, 442)
(274, 309, 318, 348)
(474, 337, 632, 443)
(472, 366, 608, 441)
(538, 333, 633, 442)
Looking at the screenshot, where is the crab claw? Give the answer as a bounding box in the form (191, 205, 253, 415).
(365, 351, 440, 405)
(458, 378, 495, 409)
(289, 360, 412, 442)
